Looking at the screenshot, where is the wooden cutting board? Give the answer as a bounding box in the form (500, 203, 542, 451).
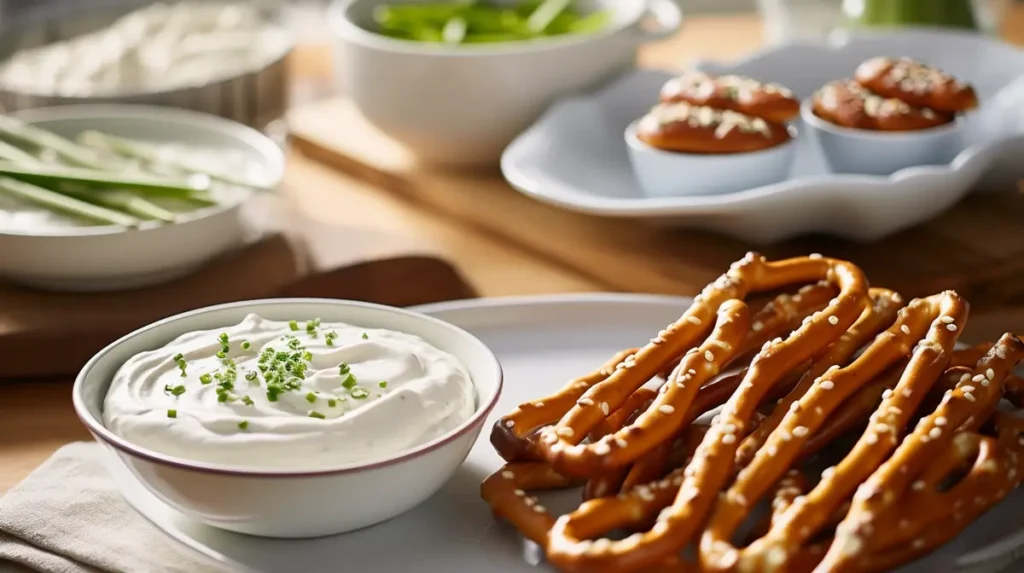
(288, 98, 1024, 339)
(0, 195, 477, 380)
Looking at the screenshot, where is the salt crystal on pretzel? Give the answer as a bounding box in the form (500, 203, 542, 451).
(708, 292, 968, 572)
(818, 333, 1024, 571)
(538, 254, 870, 478)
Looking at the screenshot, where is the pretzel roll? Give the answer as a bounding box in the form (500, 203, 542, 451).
(855, 56, 978, 114)
(812, 79, 954, 132)
(636, 102, 792, 154)
(659, 72, 800, 124)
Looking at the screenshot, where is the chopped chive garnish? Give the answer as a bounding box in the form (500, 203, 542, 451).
(245, 371, 258, 382)
(361, 332, 369, 340)
(218, 333, 229, 343)
(313, 318, 322, 327)
(172, 353, 184, 362)
(306, 392, 317, 403)
(342, 374, 357, 389)
(379, 381, 388, 388)
(199, 373, 212, 385)
(287, 338, 302, 350)
(289, 320, 299, 331)
(241, 340, 251, 350)
(238, 420, 249, 430)
(242, 395, 255, 406)
(339, 362, 350, 375)
(215, 350, 226, 359)
(167, 409, 177, 418)
(309, 411, 326, 419)
(326, 338, 334, 347)
(351, 387, 370, 399)
(328, 398, 337, 407)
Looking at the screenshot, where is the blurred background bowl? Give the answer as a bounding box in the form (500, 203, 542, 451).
(0, 0, 294, 130)
(329, 0, 684, 168)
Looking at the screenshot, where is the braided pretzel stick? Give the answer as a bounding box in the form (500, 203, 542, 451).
(611, 285, 845, 500)
(482, 389, 665, 544)
(817, 333, 1024, 571)
(546, 263, 870, 573)
(491, 348, 637, 463)
(700, 291, 967, 572)
(656, 282, 837, 380)
(539, 254, 870, 478)
(735, 288, 904, 469)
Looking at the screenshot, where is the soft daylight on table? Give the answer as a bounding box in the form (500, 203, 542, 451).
(4, 1, 1024, 572)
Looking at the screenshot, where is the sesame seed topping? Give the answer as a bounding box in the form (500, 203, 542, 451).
(533, 505, 547, 513)
(659, 405, 675, 415)
(947, 324, 958, 332)
(793, 426, 809, 437)
(981, 379, 990, 387)
(929, 427, 942, 439)
(809, 253, 823, 259)
(501, 470, 515, 479)
(752, 321, 764, 332)
(705, 350, 715, 362)
(935, 416, 947, 426)
(722, 433, 737, 444)
(578, 398, 594, 406)
(615, 437, 628, 448)
(971, 374, 986, 383)
(556, 427, 574, 437)
(912, 480, 925, 491)
(828, 316, 839, 325)
(901, 325, 911, 335)
(964, 392, 976, 402)
(820, 380, 835, 390)
(594, 442, 611, 455)
(960, 373, 972, 384)
(766, 444, 778, 456)
(514, 489, 525, 496)
(535, 401, 545, 407)
(821, 467, 836, 479)
(986, 368, 995, 381)
(903, 388, 913, 398)
(601, 402, 610, 415)
(961, 385, 976, 393)
(882, 389, 894, 399)
(779, 430, 792, 441)
(865, 432, 879, 445)
(912, 538, 925, 549)
(687, 316, 702, 325)
(940, 316, 954, 324)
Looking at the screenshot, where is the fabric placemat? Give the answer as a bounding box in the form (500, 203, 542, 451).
(0, 442, 224, 573)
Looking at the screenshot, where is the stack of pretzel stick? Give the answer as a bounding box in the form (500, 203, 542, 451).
(481, 253, 1024, 573)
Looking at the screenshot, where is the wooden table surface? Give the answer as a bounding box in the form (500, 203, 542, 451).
(3, 10, 1024, 494)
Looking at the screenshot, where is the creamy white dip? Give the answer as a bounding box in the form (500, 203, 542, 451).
(0, 2, 291, 97)
(102, 314, 477, 470)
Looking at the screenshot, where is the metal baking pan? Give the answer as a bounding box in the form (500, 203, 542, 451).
(0, 0, 294, 130)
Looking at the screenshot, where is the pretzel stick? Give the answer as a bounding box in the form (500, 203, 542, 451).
(546, 259, 870, 572)
(491, 348, 637, 463)
(657, 283, 836, 381)
(481, 462, 584, 545)
(735, 288, 904, 469)
(817, 333, 1024, 571)
(701, 291, 967, 572)
(538, 254, 870, 478)
(583, 389, 662, 500)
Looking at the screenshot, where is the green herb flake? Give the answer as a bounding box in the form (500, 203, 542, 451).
(215, 350, 227, 359)
(341, 374, 357, 389)
(242, 395, 255, 406)
(328, 398, 338, 407)
(308, 411, 326, 419)
(339, 362, 351, 375)
(289, 320, 299, 331)
(351, 387, 370, 399)
(163, 384, 186, 397)
(241, 340, 251, 350)
(245, 371, 259, 383)
(238, 420, 249, 430)
(167, 409, 177, 418)
(361, 332, 369, 340)
(379, 381, 388, 389)
(306, 392, 318, 403)
(172, 353, 184, 362)
(199, 373, 212, 385)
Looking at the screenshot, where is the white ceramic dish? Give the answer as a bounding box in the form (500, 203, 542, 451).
(502, 29, 1024, 243)
(100, 294, 1024, 572)
(625, 118, 797, 197)
(0, 105, 284, 291)
(800, 98, 968, 176)
(73, 298, 503, 538)
(328, 0, 682, 167)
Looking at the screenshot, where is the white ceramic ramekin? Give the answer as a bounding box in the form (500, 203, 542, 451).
(624, 119, 797, 198)
(329, 0, 683, 167)
(800, 99, 967, 176)
(73, 298, 503, 538)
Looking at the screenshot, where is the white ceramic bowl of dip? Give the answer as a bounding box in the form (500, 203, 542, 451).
(329, 0, 683, 167)
(800, 99, 967, 176)
(624, 119, 798, 197)
(0, 105, 283, 291)
(73, 298, 503, 538)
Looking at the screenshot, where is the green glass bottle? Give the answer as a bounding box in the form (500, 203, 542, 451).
(842, 0, 979, 30)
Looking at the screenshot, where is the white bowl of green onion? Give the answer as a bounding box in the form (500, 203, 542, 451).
(0, 104, 283, 291)
(329, 0, 684, 167)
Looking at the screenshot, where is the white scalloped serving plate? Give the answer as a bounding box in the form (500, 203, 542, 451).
(501, 29, 1024, 244)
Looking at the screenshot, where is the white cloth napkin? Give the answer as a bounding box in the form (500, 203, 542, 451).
(0, 442, 224, 573)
